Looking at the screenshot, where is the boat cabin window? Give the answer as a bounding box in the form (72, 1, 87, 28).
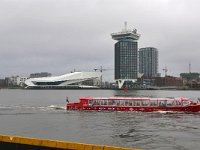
(111, 100, 132, 106)
(88, 100, 93, 106)
(158, 100, 166, 107)
(174, 100, 182, 106)
(100, 100, 104, 105)
(183, 101, 189, 106)
(125, 100, 129, 106)
(93, 99, 100, 105)
(115, 100, 119, 106)
(129, 100, 133, 106)
(103, 100, 108, 105)
(120, 100, 125, 106)
(91, 99, 109, 106)
(150, 100, 157, 106)
(108, 100, 113, 105)
(107, 100, 115, 106)
(166, 100, 173, 106)
(112, 100, 116, 105)
(141, 100, 149, 106)
(133, 101, 141, 106)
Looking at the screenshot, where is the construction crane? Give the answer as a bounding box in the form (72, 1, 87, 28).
(94, 66, 105, 88)
(162, 66, 168, 77)
(94, 66, 112, 88)
(94, 66, 107, 73)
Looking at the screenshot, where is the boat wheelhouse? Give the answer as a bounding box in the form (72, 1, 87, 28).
(67, 97, 200, 112)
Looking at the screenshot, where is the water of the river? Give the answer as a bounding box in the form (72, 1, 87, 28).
(0, 89, 200, 150)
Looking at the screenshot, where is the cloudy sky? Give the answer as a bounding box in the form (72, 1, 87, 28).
(0, 0, 200, 81)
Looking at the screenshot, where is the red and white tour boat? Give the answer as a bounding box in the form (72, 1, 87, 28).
(66, 97, 200, 112)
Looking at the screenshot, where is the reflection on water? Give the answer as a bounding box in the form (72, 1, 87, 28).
(0, 89, 200, 150)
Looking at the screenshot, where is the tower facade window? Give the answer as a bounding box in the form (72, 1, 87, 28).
(115, 40, 138, 80)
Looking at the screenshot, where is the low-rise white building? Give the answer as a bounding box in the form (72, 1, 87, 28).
(7, 76, 28, 87)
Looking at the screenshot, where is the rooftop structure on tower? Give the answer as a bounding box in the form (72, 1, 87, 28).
(111, 22, 140, 41)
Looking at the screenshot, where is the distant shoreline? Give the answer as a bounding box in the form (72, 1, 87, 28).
(1, 87, 200, 90)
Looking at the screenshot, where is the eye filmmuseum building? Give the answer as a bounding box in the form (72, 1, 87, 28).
(25, 72, 101, 89)
(111, 24, 140, 88)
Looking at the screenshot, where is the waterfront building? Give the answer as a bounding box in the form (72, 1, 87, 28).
(0, 79, 6, 87)
(180, 73, 199, 81)
(139, 47, 159, 78)
(154, 76, 183, 87)
(5, 76, 28, 87)
(30, 72, 51, 78)
(111, 23, 140, 88)
(180, 72, 200, 88)
(25, 72, 101, 89)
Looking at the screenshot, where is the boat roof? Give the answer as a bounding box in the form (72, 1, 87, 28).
(80, 97, 190, 101)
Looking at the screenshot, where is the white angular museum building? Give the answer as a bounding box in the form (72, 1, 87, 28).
(25, 72, 102, 89)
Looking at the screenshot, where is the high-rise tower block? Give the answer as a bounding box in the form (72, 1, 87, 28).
(111, 23, 140, 88)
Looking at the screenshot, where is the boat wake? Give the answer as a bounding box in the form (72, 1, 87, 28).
(157, 111, 177, 114)
(47, 105, 66, 110)
(0, 104, 66, 114)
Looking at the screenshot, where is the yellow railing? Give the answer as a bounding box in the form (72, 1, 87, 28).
(0, 134, 140, 150)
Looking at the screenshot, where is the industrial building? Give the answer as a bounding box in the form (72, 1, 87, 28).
(154, 76, 183, 87)
(180, 72, 200, 88)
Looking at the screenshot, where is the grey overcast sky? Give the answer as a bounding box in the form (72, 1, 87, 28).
(0, 0, 200, 81)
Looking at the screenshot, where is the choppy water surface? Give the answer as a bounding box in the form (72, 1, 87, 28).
(0, 89, 200, 150)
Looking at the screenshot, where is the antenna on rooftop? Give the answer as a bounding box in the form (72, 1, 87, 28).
(189, 62, 191, 73)
(124, 21, 127, 31)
